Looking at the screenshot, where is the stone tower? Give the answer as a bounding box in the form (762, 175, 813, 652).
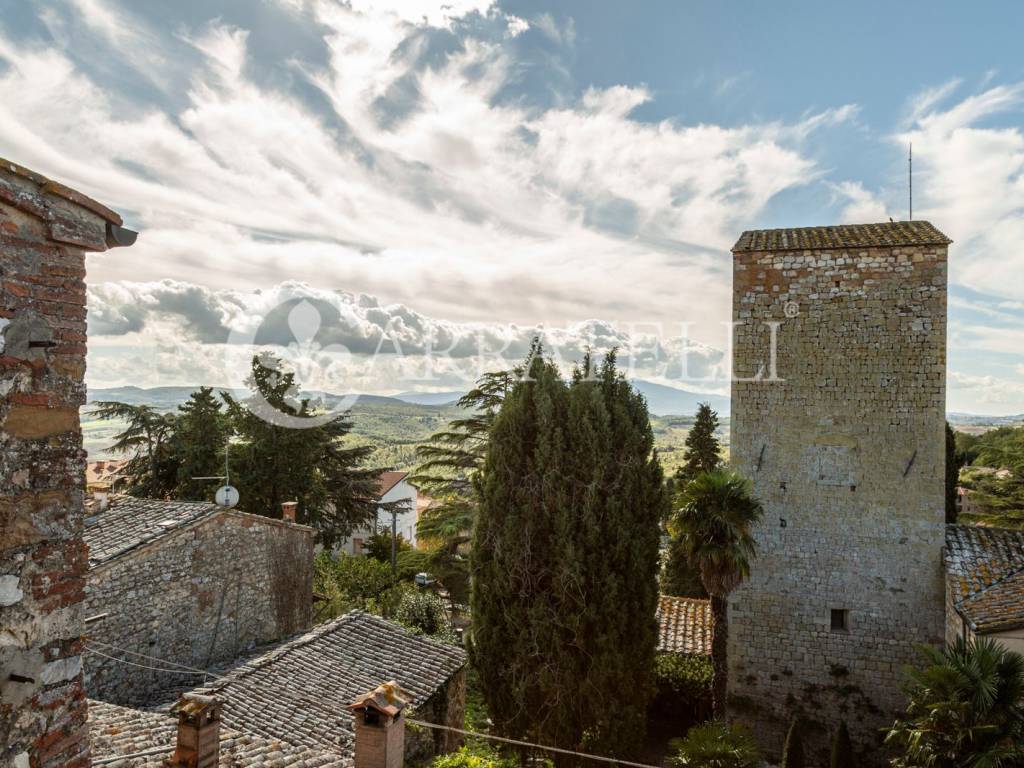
(728, 222, 949, 763)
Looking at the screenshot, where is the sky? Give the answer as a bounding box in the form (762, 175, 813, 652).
(1, 0, 1023, 413)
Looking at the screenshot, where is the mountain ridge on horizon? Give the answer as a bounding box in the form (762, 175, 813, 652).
(85, 379, 732, 417)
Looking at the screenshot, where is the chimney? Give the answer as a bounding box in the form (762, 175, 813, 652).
(281, 501, 298, 523)
(165, 693, 222, 768)
(348, 682, 407, 768)
(93, 489, 109, 512)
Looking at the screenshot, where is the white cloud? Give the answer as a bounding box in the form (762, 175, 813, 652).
(896, 82, 1024, 301)
(0, 1, 841, 348)
(831, 180, 888, 224)
(86, 280, 728, 393)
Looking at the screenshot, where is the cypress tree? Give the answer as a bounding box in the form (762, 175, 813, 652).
(470, 347, 664, 757)
(830, 720, 853, 768)
(946, 421, 962, 524)
(780, 718, 805, 768)
(675, 402, 722, 486)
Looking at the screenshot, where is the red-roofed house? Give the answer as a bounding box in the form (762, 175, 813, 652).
(338, 471, 419, 555)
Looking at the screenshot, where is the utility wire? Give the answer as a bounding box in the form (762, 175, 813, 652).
(406, 719, 662, 768)
(86, 640, 212, 678)
(83, 647, 208, 678)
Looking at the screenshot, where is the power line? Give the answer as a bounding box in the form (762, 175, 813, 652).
(83, 647, 209, 680)
(406, 719, 662, 768)
(86, 640, 212, 678)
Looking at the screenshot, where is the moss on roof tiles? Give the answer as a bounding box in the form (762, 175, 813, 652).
(733, 221, 951, 253)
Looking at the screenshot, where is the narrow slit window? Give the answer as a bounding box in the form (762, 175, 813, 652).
(831, 608, 849, 632)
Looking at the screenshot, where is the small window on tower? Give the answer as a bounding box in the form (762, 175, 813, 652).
(831, 609, 849, 632)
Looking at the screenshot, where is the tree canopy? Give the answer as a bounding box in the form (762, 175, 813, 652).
(94, 354, 392, 546)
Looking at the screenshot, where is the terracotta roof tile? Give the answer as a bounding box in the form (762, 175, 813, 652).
(944, 525, 1024, 633)
(182, 611, 466, 753)
(88, 699, 348, 767)
(376, 471, 409, 498)
(732, 221, 951, 253)
(656, 595, 712, 655)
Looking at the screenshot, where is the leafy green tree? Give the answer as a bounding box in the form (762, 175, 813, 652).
(471, 348, 664, 757)
(955, 426, 1024, 528)
(174, 387, 230, 501)
(91, 401, 179, 497)
(885, 637, 1024, 768)
(313, 551, 396, 618)
(669, 469, 763, 718)
(780, 718, 805, 768)
(365, 532, 412, 563)
(412, 370, 512, 605)
(223, 353, 392, 547)
(667, 722, 760, 768)
(829, 720, 853, 768)
(675, 403, 722, 486)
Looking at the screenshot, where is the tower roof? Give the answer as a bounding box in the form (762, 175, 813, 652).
(732, 221, 951, 253)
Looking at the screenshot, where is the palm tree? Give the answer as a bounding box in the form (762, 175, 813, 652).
(671, 468, 763, 718)
(886, 637, 1024, 767)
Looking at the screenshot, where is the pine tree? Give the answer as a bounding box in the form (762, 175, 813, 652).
(830, 720, 853, 768)
(780, 718, 805, 768)
(223, 353, 387, 547)
(675, 402, 722, 486)
(470, 347, 664, 757)
(174, 387, 230, 501)
(91, 401, 179, 498)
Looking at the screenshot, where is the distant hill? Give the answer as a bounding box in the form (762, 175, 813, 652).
(392, 391, 464, 406)
(629, 380, 729, 417)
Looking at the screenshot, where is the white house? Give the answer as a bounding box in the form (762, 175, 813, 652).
(338, 471, 418, 555)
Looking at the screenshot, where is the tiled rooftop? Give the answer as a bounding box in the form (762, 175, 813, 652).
(182, 611, 467, 753)
(84, 496, 222, 567)
(656, 595, 712, 655)
(945, 524, 1024, 633)
(732, 221, 951, 253)
(88, 699, 348, 767)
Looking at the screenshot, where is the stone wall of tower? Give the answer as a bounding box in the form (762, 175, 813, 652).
(0, 161, 128, 768)
(727, 240, 947, 764)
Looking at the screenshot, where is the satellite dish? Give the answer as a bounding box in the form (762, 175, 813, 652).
(215, 485, 240, 508)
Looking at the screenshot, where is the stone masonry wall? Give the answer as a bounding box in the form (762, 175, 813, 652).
(83, 511, 314, 706)
(0, 162, 126, 768)
(728, 242, 947, 764)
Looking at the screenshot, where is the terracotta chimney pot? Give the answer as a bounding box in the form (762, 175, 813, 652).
(281, 501, 298, 523)
(165, 693, 221, 768)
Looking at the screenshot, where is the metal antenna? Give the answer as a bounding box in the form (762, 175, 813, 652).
(908, 142, 913, 221)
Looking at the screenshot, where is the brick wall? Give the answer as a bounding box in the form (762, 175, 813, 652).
(84, 511, 314, 705)
(728, 238, 948, 764)
(1, 161, 130, 768)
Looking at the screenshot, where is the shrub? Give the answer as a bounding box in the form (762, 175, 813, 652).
(313, 551, 395, 618)
(366, 531, 412, 562)
(829, 721, 853, 768)
(655, 653, 714, 701)
(668, 721, 760, 768)
(431, 746, 517, 768)
(780, 718, 804, 768)
(394, 587, 454, 640)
